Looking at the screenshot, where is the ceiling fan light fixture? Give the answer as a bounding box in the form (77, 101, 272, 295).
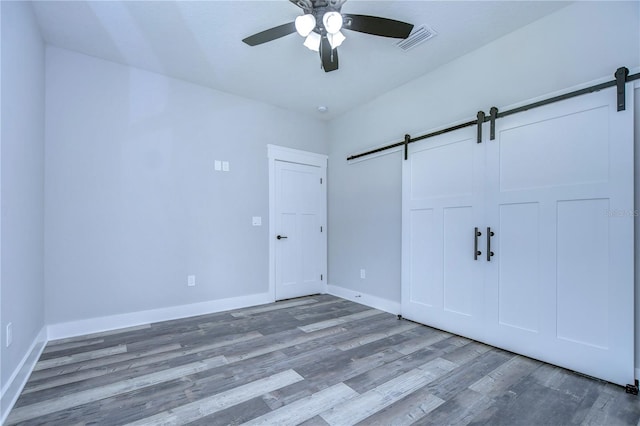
(295, 14, 316, 37)
(323, 11, 343, 34)
(328, 31, 345, 49)
(303, 32, 321, 52)
(242, 4, 415, 73)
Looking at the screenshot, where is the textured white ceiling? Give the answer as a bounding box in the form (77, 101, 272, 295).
(31, 0, 570, 120)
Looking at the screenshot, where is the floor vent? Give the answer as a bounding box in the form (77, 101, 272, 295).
(396, 25, 437, 51)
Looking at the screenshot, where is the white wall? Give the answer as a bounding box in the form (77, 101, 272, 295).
(327, 0, 640, 359)
(45, 47, 327, 326)
(0, 0, 46, 410)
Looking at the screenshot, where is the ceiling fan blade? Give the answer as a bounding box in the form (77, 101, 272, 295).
(342, 14, 414, 39)
(242, 22, 296, 46)
(320, 36, 339, 72)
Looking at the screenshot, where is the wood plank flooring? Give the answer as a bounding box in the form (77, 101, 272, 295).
(6, 295, 640, 425)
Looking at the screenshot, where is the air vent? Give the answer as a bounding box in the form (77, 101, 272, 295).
(396, 25, 437, 51)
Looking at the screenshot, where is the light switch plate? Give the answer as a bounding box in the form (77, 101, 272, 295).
(252, 216, 262, 226)
(222, 161, 230, 172)
(214, 160, 221, 171)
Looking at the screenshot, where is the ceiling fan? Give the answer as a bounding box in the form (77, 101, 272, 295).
(242, 0, 414, 72)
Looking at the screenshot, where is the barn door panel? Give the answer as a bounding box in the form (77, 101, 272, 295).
(484, 86, 634, 386)
(401, 126, 486, 340)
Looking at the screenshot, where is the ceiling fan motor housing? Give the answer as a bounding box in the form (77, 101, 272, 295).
(312, 7, 340, 35)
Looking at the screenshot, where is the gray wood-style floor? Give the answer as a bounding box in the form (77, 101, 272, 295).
(6, 294, 640, 425)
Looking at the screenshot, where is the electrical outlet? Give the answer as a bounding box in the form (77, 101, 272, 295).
(252, 216, 262, 226)
(187, 275, 196, 287)
(214, 160, 222, 171)
(360, 269, 366, 279)
(6, 323, 12, 347)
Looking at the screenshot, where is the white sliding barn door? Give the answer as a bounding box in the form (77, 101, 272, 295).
(401, 128, 486, 339)
(402, 86, 634, 386)
(483, 87, 635, 386)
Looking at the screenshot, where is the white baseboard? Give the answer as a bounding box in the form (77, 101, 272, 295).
(1, 326, 47, 425)
(47, 292, 273, 341)
(326, 284, 400, 315)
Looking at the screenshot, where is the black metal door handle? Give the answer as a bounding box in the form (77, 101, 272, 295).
(486, 227, 495, 261)
(277, 235, 288, 240)
(474, 227, 482, 260)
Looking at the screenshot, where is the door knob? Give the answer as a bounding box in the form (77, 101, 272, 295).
(277, 235, 288, 240)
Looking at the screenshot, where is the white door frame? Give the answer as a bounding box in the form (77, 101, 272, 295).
(268, 144, 328, 301)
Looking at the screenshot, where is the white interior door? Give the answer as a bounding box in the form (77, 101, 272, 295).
(274, 160, 325, 300)
(483, 86, 634, 386)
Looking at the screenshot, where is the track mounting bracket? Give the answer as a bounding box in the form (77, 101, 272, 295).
(615, 67, 629, 111)
(476, 111, 485, 143)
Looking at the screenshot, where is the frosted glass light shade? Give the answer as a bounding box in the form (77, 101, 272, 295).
(323, 11, 343, 34)
(303, 32, 321, 52)
(295, 14, 316, 37)
(328, 31, 345, 49)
